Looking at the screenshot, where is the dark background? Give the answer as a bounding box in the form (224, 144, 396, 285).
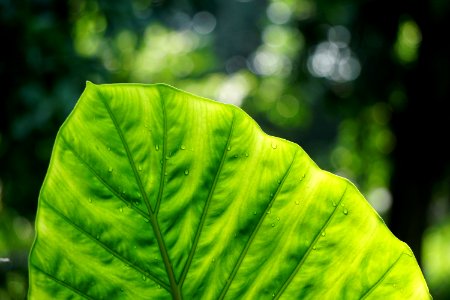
(1, 0, 449, 298)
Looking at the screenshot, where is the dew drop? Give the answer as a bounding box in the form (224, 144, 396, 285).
(157, 284, 161, 289)
(88, 198, 92, 203)
(155, 145, 159, 151)
(180, 145, 186, 150)
(332, 201, 337, 207)
(271, 223, 275, 227)
(164, 172, 168, 176)
(276, 216, 280, 221)
(321, 231, 326, 237)
(133, 246, 137, 249)
(270, 193, 274, 197)
(107, 147, 111, 151)
(277, 180, 281, 184)
(253, 211, 257, 215)
(267, 209, 272, 215)
(295, 200, 300, 205)
(96, 235, 100, 239)
(108, 167, 113, 173)
(165, 155, 170, 160)
(138, 166, 142, 171)
(145, 219, 149, 223)
(120, 288, 124, 292)
(184, 169, 189, 175)
(234, 154, 238, 158)
(245, 152, 249, 157)
(343, 209, 348, 215)
(272, 293, 275, 297)
(119, 207, 123, 213)
(142, 275, 147, 281)
(313, 246, 317, 250)
(271, 142, 277, 149)
(227, 146, 231, 151)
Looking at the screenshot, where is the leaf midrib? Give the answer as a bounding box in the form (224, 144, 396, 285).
(100, 89, 181, 299)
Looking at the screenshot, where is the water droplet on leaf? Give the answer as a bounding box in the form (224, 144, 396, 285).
(155, 145, 159, 151)
(271, 142, 277, 149)
(181, 145, 186, 150)
(295, 200, 300, 205)
(271, 223, 275, 227)
(227, 146, 231, 151)
(108, 167, 113, 173)
(343, 209, 348, 215)
(321, 231, 326, 237)
(184, 169, 189, 175)
(142, 275, 146, 281)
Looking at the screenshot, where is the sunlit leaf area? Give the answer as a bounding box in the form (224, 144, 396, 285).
(1, 0, 449, 299)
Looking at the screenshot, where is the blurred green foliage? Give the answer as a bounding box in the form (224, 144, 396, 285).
(1, 0, 449, 299)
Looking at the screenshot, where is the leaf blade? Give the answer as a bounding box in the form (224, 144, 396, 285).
(29, 82, 431, 300)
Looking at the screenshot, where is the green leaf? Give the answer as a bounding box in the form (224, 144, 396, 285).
(29, 82, 430, 299)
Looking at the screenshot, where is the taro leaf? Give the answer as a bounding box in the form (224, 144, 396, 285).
(29, 82, 431, 299)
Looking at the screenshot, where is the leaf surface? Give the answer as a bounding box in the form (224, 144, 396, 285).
(29, 82, 430, 299)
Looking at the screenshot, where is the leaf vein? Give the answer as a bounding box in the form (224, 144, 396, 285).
(274, 184, 349, 299)
(179, 110, 237, 287)
(31, 264, 95, 299)
(360, 253, 404, 299)
(218, 148, 299, 299)
(155, 87, 167, 215)
(60, 136, 150, 221)
(44, 201, 170, 291)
